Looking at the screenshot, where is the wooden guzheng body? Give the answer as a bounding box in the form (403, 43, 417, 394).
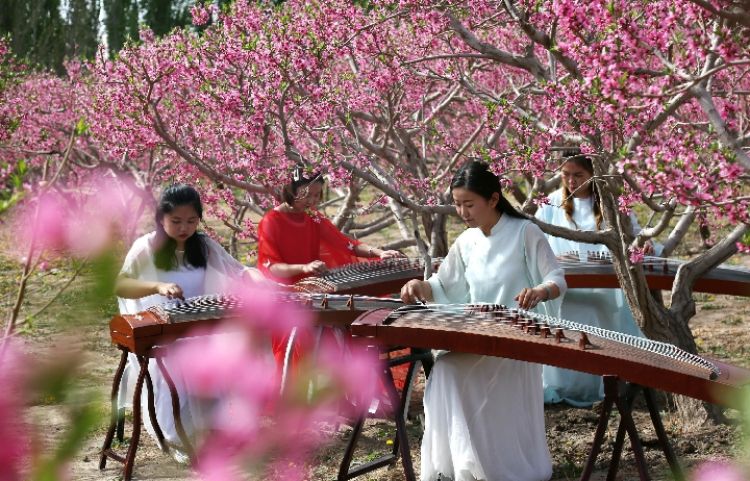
(109, 293, 406, 354)
(351, 304, 750, 409)
(560, 251, 750, 297)
(293, 256, 442, 295)
(103, 293, 408, 481)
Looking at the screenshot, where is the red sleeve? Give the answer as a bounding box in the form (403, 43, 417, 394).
(257, 212, 285, 279)
(318, 216, 362, 268)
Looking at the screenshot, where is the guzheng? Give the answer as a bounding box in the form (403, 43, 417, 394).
(351, 304, 750, 409)
(293, 257, 442, 295)
(110, 293, 405, 355)
(559, 250, 750, 296)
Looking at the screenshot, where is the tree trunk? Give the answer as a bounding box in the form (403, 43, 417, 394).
(429, 212, 448, 258)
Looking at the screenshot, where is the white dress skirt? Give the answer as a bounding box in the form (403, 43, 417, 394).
(117, 232, 253, 455)
(420, 215, 566, 481)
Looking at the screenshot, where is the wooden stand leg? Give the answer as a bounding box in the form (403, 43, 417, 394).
(155, 355, 195, 460)
(144, 368, 169, 453)
(122, 355, 149, 481)
(606, 383, 639, 481)
(580, 376, 682, 481)
(579, 381, 617, 481)
(100, 348, 129, 469)
(644, 388, 684, 481)
(612, 387, 650, 481)
(338, 415, 366, 481)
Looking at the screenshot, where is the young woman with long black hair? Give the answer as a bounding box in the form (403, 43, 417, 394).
(401, 161, 566, 481)
(116, 184, 258, 460)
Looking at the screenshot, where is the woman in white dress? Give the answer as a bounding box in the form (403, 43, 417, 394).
(535, 152, 652, 407)
(115, 184, 258, 460)
(401, 161, 567, 481)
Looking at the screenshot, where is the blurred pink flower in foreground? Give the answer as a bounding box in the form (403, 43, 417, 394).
(691, 459, 747, 481)
(0, 343, 30, 481)
(17, 175, 141, 259)
(231, 283, 310, 335)
(170, 282, 380, 481)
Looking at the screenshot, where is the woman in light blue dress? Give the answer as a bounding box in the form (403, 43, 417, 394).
(536, 152, 652, 407)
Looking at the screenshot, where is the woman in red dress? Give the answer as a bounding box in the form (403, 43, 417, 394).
(258, 168, 403, 369)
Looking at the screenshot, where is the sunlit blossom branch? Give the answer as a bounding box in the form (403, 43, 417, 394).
(403, 53, 490, 66)
(339, 159, 454, 214)
(445, 11, 550, 81)
(685, 0, 750, 29)
(637, 198, 677, 241)
(433, 121, 486, 184)
(150, 105, 269, 194)
(691, 85, 750, 171)
(501, 0, 582, 80)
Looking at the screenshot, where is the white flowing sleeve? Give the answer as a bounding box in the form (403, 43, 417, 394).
(524, 223, 567, 296)
(535, 202, 553, 224)
(119, 234, 152, 278)
(426, 239, 470, 304)
(117, 233, 160, 315)
(203, 236, 259, 294)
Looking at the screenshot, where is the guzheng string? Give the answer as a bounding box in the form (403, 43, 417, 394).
(559, 250, 750, 276)
(146, 294, 243, 324)
(294, 256, 443, 292)
(390, 302, 721, 379)
(146, 293, 405, 324)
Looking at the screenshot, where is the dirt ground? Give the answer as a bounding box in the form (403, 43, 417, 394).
(6, 257, 749, 481)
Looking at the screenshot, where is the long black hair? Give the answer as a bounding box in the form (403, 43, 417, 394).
(560, 149, 603, 230)
(450, 160, 524, 219)
(154, 184, 208, 270)
(281, 165, 325, 205)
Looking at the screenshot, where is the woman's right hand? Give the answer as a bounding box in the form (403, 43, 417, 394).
(157, 282, 185, 300)
(400, 279, 429, 304)
(302, 260, 328, 275)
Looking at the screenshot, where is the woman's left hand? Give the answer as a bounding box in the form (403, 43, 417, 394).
(514, 286, 547, 310)
(379, 249, 406, 259)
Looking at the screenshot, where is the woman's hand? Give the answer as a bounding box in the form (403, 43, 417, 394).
(379, 249, 406, 259)
(400, 279, 430, 304)
(514, 286, 547, 310)
(302, 260, 328, 275)
(157, 282, 185, 300)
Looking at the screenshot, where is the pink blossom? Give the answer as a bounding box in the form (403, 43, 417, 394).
(229, 283, 311, 335)
(191, 4, 212, 26)
(0, 343, 30, 481)
(629, 246, 646, 264)
(691, 460, 747, 481)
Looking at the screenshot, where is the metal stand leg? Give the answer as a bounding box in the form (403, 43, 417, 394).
(280, 327, 298, 395)
(338, 347, 431, 481)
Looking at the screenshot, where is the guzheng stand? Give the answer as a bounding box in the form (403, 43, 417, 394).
(99, 346, 195, 481)
(338, 347, 433, 481)
(580, 375, 684, 481)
